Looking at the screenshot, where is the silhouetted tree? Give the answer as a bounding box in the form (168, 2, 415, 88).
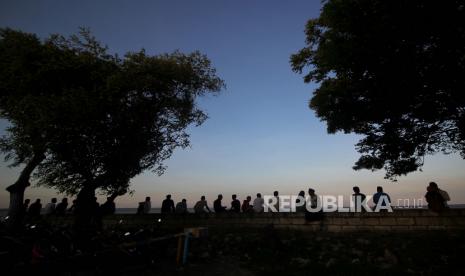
(33, 31, 224, 228)
(291, 1, 465, 180)
(0, 28, 224, 228)
(0, 28, 110, 226)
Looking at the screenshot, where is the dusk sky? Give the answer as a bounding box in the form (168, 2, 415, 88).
(1, 0, 464, 208)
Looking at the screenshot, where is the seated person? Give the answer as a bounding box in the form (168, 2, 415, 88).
(175, 199, 189, 214)
(100, 197, 116, 216)
(230, 194, 241, 213)
(241, 196, 253, 213)
(194, 196, 211, 213)
(214, 194, 227, 213)
(55, 198, 69, 215)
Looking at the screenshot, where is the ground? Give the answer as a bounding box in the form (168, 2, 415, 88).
(1, 220, 464, 275)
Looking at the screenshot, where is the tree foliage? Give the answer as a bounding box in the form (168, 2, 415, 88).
(1, 28, 224, 198)
(291, 0, 465, 180)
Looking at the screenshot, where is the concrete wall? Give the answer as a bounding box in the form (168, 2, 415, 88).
(48, 209, 465, 232)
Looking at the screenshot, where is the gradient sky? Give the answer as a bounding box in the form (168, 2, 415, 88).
(1, 0, 464, 208)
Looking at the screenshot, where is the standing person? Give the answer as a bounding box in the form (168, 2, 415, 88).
(161, 194, 175, 213)
(373, 186, 391, 211)
(230, 194, 241, 213)
(253, 193, 264, 213)
(143, 197, 151, 214)
(425, 185, 445, 212)
(194, 196, 211, 214)
(175, 199, 189, 214)
(295, 191, 306, 212)
(352, 186, 367, 212)
(100, 197, 115, 216)
(242, 196, 253, 213)
(55, 198, 69, 215)
(429, 182, 451, 208)
(214, 194, 227, 213)
(28, 199, 42, 217)
(44, 198, 57, 215)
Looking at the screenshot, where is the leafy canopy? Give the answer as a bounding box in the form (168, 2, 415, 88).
(291, 0, 465, 180)
(0, 28, 224, 195)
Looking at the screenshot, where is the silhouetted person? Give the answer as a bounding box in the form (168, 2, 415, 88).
(305, 188, 323, 221)
(161, 194, 175, 213)
(214, 194, 227, 213)
(90, 196, 103, 230)
(21, 199, 30, 217)
(296, 190, 306, 212)
(55, 198, 68, 215)
(143, 197, 151, 214)
(23, 198, 30, 210)
(68, 200, 77, 214)
(44, 198, 57, 215)
(242, 196, 253, 213)
(100, 197, 115, 216)
(425, 185, 445, 212)
(28, 199, 42, 217)
(137, 202, 145, 214)
(429, 182, 450, 208)
(194, 196, 211, 213)
(176, 199, 188, 214)
(373, 186, 391, 211)
(270, 191, 279, 212)
(352, 186, 366, 211)
(308, 188, 318, 209)
(230, 194, 241, 213)
(92, 196, 100, 212)
(253, 193, 264, 213)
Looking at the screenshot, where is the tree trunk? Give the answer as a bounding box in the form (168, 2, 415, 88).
(74, 184, 97, 231)
(6, 152, 45, 228)
(109, 191, 119, 202)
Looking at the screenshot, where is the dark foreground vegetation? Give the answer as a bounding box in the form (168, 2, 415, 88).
(1, 218, 464, 276)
